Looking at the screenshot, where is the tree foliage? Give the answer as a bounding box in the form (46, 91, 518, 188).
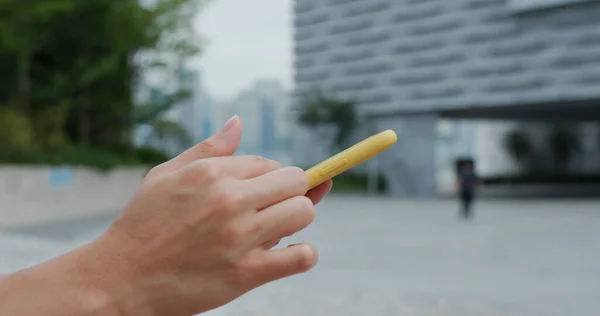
(504, 124, 583, 174)
(547, 124, 582, 173)
(296, 89, 358, 152)
(0, 108, 34, 148)
(0, 0, 202, 162)
(146, 117, 193, 154)
(503, 128, 534, 167)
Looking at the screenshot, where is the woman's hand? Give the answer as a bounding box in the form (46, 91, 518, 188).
(0, 116, 332, 316)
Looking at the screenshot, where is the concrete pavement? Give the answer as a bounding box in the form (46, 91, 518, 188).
(2, 196, 600, 315)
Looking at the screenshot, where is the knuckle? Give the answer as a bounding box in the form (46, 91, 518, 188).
(294, 245, 318, 272)
(211, 188, 241, 213)
(282, 197, 315, 233)
(163, 173, 196, 202)
(248, 155, 269, 164)
(268, 159, 284, 170)
(144, 163, 172, 182)
(249, 155, 282, 174)
(250, 155, 272, 172)
(294, 196, 316, 220)
(220, 223, 247, 247)
(184, 160, 219, 184)
(246, 218, 264, 237)
(146, 165, 163, 178)
(286, 166, 309, 190)
(296, 195, 314, 209)
(198, 161, 220, 180)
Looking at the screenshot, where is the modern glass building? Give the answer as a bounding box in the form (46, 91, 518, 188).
(293, 0, 600, 197)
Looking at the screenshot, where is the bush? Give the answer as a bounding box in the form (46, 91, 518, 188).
(0, 108, 34, 148)
(0, 145, 137, 171)
(482, 173, 600, 185)
(0, 145, 171, 171)
(31, 101, 70, 149)
(133, 146, 170, 165)
(329, 172, 388, 193)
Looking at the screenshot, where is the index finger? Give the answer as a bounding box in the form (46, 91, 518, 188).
(240, 167, 308, 210)
(306, 179, 333, 205)
(211, 155, 283, 179)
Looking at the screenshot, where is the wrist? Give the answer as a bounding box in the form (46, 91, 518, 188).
(78, 232, 182, 315)
(0, 245, 122, 316)
(73, 233, 158, 315)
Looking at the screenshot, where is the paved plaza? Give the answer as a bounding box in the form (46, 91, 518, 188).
(2, 196, 600, 315)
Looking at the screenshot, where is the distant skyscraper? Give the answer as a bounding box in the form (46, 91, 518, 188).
(133, 67, 217, 155)
(175, 68, 200, 145)
(201, 96, 215, 140)
(220, 80, 293, 165)
(260, 99, 277, 154)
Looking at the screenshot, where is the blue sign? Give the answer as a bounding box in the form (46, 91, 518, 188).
(49, 167, 73, 187)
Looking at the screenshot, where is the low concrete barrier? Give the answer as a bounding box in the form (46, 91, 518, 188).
(439, 183, 600, 199)
(478, 183, 600, 199)
(0, 166, 148, 229)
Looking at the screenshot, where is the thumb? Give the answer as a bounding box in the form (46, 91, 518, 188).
(160, 115, 243, 172)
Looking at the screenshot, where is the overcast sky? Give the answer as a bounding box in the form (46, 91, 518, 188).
(194, 0, 294, 100)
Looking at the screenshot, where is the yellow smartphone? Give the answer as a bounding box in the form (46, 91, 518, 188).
(305, 130, 397, 190)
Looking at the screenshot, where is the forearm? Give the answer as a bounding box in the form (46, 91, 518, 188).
(0, 244, 123, 316)
(0, 235, 187, 316)
(0, 236, 161, 316)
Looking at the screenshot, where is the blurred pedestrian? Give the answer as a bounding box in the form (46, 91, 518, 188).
(456, 162, 480, 219)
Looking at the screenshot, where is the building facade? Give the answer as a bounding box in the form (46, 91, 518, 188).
(294, 0, 600, 197)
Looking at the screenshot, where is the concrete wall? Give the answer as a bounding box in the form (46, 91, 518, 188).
(374, 114, 438, 197)
(0, 167, 147, 229)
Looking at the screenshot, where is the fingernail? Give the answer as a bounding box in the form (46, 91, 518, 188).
(221, 115, 238, 133)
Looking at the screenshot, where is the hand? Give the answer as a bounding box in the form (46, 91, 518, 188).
(0, 116, 332, 316)
(83, 116, 332, 315)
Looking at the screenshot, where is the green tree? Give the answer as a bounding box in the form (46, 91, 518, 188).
(503, 128, 535, 170)
(0, 0, 205, 158)
(296, 89, 358, 153)
(0, 0, 74, 114)
(547, 124, 582, 173)
(30, 101, 70, 149)
(0, 108, 34, 148)
(145, 118, 192, 153)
